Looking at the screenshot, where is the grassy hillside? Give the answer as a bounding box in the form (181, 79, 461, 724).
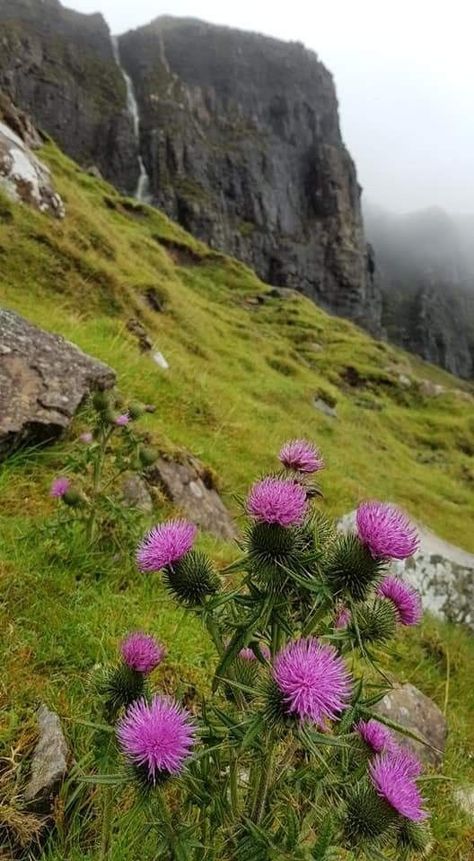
(0, 144, 473, 859)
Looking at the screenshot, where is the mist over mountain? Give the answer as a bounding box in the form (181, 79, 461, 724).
(364, 203, 474, 378)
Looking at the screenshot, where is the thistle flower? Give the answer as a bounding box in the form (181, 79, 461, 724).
(369, 750, 428, 821)
(137, 520, 197, 572)
(356, 501, 419, 559)
(50, 476, 71, 498)
(334, 606, 351, 629)
(117, 695, 196, 781)
(115, 413, 130, 426)
(355, 719, 395, 754)
(377, 576, 423, 626)
(79, 431, 93, 443)
(121, 632, 165, 674)
(273, 637, 351, 727)
(279, 439, 324, 474)
(247, 477, 307, 527)
(239, 644, 271, 661)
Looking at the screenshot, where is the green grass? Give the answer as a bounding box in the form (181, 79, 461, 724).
(0, 143, 473, 859)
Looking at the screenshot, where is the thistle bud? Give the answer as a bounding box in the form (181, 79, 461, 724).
(92, 390, 110, 412)
(326, 534, 386, 602)
(352, 600, 398, 645)
(345, 782, 396, 844)
(128, 402, 145, 420)
(163, 551, 220, 607)
(96, 664, 146, 720)
(397, 820, 432, 855)
(139, 445, 158, 467)
(62, 488, 84, 508)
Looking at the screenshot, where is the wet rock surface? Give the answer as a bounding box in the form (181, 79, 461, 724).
(24, 705, 68, 813)
(338, 511, 474, 630)
(147, 456, 237, 541)
(374, 683, 447, 768)
(0, 108, 65, 217)
(0, 309, 116, 458)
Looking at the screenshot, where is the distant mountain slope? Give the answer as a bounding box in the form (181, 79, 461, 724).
(365, 204, 474, 379)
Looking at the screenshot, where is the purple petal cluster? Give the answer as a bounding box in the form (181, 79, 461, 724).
(121, 632, 165, 674)
(334, 606, 351, 630)
(369, 749, 427, 821)
(273, 637, 352, 727)
(50, 476, 71, 498)
(377, 576, 423, 626)
(247, 477, 307, 527)
(356, 501, 419, 559)
(239, 644, 271, 661)
(279, 439, 325, 474)
(355, 719, 395, 754)
(137, 520, 197, 572)
(79, 431, 93, 444)
(117, 695, 196, 779)
(115, 413, 130, 426)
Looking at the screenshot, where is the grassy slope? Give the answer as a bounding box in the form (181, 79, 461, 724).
(0, 144, 473, 859)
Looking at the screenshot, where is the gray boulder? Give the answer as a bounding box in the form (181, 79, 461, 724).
(0, 309, 116, 458)
(374, 683, 447, 768)
(147, 456, 237, 541)
(337, 510, 474, 630)
(24, 705, 68, 813)
(122, 473, 153, 513)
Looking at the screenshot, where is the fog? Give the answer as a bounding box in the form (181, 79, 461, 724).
(70, 0, 474, 215)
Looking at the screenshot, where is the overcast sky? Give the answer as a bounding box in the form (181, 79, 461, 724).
(71, 0, 474, 214)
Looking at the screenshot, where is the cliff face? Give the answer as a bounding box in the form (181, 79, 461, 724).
(0, 0, 138, 192)
(118, 18, 381, 333)
(365, 205, 474, 379)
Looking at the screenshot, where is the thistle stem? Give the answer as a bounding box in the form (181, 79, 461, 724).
(204, 614, 224, 657)
(229, 749, 239, 817)
(155, 786, 177, 859)
(251, 732, 275, 824)
(98, 785, 114, 861)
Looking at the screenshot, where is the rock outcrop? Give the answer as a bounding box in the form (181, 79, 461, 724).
(147, 455, 237, 541)
(0, 0, 138, 192)
(117, 17, 381, 334)
(374, 683, 447, 768)
(0, 91, 65, 217)
(24, 705, 68, 813)
(338, 510, 474, 630)
(0, 309, 116, 458)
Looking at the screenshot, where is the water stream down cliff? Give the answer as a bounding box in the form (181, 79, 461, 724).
(111, 36, 151, 202)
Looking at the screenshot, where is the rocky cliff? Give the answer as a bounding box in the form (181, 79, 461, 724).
(118, 17, 380, 333)
(365, 205, 474, 379)
(0, 0, 138, 192)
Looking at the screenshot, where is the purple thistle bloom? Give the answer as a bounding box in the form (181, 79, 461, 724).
(121, 632, 165, 674)
(334, 606, 351, 630)
(247, 477, 307, 527)
(396, 748, 423, 779)
(79, 431, 93, 444)
(356, 501, 419, 559)
(137, 520, 197, 572)
(117, 695, 196, 780)
(279, 439, 325, 474)
(239, 644, 271, 661)
(115, 413, 130, 426)
(377, 576, 423, 626)
(273, 637, 352, 727)
(50, 476, 71, 498)
(369, 750, 428, 821)
(355, 719, 395, 754)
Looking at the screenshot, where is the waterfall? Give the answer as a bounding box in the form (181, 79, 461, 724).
(111, 36, 151, 203)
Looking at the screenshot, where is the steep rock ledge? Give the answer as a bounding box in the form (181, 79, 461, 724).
(119, 17, 381, 334)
